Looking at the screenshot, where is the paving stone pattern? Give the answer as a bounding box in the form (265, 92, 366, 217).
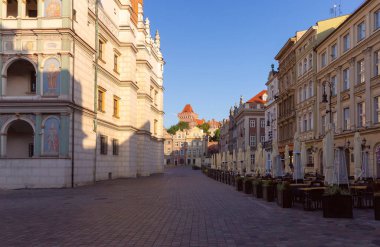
(1, 167, 380, 247)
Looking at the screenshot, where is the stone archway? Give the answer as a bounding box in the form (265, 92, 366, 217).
(2, 58, 37, 96)
(2, 119, 35, 158)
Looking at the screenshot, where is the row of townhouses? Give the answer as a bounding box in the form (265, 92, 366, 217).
(264, 0, 380, 178)
(0, 0, 165, 189)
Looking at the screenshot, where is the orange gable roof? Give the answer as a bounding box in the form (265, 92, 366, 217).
(181, 104, 194, 113)
(247, 90, 268, 104)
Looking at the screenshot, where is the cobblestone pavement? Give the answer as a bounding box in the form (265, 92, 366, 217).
(1, 167, 380, 247)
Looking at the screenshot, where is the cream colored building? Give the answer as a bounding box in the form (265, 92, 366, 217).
(315, 0, 380, 178)
(0, 0, 165, 189)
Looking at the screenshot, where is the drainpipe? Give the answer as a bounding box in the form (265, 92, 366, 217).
(93, 0, 99, 184)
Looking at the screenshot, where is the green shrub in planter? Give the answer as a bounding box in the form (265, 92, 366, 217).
(374, 193, 380, 221)
(243, 177, 254, 194)
(262, 180, 275, 202)
(322, 185, 352, 218)
(235, 176, 244, 191)
(276, 182, 292, 208)
(252, 179, 263, 198)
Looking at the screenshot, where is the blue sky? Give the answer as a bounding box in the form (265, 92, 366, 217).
(144, 0, 364, 128)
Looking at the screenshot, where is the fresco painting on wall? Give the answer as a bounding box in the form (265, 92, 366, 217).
(44, 117, 60, 155)
(45, 0, 61, 17)
(43, 58, 61, 96)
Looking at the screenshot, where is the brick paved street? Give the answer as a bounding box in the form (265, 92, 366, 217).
(1, 167, 380, 247)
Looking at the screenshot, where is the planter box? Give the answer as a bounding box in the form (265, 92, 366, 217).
(277, 188, 292, 208)
(322, 194, 353, 218)
(253, 183, 263, 198)
(236, 178, 243, 191)
(243, 179, 253, 194)
(375, 194, 380, 221)
(263, 184, 275, 202)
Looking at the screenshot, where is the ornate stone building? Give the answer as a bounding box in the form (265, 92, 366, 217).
(0, 0, 165, 189)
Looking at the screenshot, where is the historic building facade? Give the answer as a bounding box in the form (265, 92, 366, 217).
(315, 0, 380, 178)
(0, 0, 165, 189)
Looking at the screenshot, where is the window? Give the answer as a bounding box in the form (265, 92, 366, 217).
(303, 84, 307, 99)
(357, 59, 365, 84)
(331, 76, 337, 96)
(260, 120, 265, 128)
(308, 54, 313, 70)
(343, 68, 350, 90)
(331, 43, 337, 60)
(357, 22, 366, 41)
(112, 139, 119, 155)
(25, 0, 37, 17)
(357, 102, 365, 128)
(260, 136, 265, 143)
(375, 50, 380, 77)
(299, 117, 302, 132)
(374, 96, 380, 124)
(99, 40, 104, 60)
(113, 96, 120, 118)
(113, 54, 119, 73)
(250, 120, 255, 128)
(321, 52, 327, 67)
(6, 0, 18, 18)
(298, 62, 302, 76)
(30, 71, 36, 93)
(97, 88, 105, 112)
(100, 135, 108, 155)
(303, 58, 307, 74)
(343, 34, 350, 52)
(375, 10, 380, 30)
(343, 108, 350, 130)
(303, 116, 307, 132)
(250, 135, 256, 147)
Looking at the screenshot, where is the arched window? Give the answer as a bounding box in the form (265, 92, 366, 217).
(7, 0, 18, 18)
(26, 0, 37, 17)
(42, 117, 60, 156)
(303, 58, 307, 74)
(308, 54, 313, 70)
(5, 59, 37, 96)
(3, 119, 35, 158)
(303, 84, 307, 99)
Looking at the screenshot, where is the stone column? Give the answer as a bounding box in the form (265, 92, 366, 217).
(364, 47, 372, 127)
(59, 113, 70, 157)
(0, 133, 6, 157)
(349, 57, 356, 130)
(34, 114, 42, 157)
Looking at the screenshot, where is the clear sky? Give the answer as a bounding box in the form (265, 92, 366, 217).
(144, 0, 364, 128)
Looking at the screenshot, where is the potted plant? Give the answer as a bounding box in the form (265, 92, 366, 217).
(235, 176, 244, 191)
(243, 177, 254, 194)
(252, 179, 263, 198)
(322, 185, 353, 218)
(262, 180, 275, 202)
(277, 182, 292, 208)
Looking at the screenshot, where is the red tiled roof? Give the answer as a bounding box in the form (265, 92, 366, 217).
(196, 119, 205, 125)
(247, 90, 268, 104)
(181, 104, 194, 113)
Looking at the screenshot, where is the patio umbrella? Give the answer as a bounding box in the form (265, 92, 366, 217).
(293, 132, 303, 180)
(300, 142, 307, 177)
(245, 146, 252, 175)
(333, 147, 349, 185)
(284, 145, 291, 174)
(264, 150, 270, 175)
(353, 131, 362, 180)
(324, 123, 334, 185)
(272, 141, 282, 177)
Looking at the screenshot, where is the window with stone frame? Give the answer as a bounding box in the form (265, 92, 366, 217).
(375, 50, 380, 77)
(25, 0, 37, 18)
(321, 52, 327, 67)
(357, 59, 365, 84)
(375, 9, 380, 31)
(357, 102, 366, 128)
(357, 21, 366, 42)
(113, 96, 120, 118)
(343, 33, 350, 52)
(343, 68, 350, 90)
(112, 139, 119, 155)
(374, 96, 380, 124)
(97, 87, 106, 112)
(113, 53, 119, 73)
(343, 107, 350, 130)
(331, 43, 337, 60)
(99, 40, 105, 60)
(100, 135, 108, 155)
(308, 54, 313, 70)
(331, 76, 337, 96)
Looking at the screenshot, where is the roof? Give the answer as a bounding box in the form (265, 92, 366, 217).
(196, 119, 205, 125)
(247, 90, 268, 104)
(181, 104, 194, 113)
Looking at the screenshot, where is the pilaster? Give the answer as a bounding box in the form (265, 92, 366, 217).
(36, 55, 43, 95)
(59, 113, 70, 157)
(364, 47, 372, 127)
(34, 113, 42, 157)
(349, 57, 356, 130)
(336, 66, 342, 133)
